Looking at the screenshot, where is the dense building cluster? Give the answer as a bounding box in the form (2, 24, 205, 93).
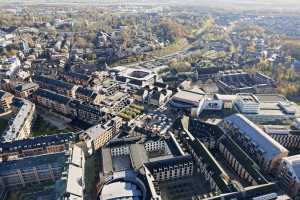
(1, 2, 300, 200)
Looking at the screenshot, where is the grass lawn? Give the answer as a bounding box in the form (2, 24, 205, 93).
(31, 115, 70, 137)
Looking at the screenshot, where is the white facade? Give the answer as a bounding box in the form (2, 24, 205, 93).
(111, 146, 130, 157)
(144, 140, 165, 152)
(152, 162, 193, 181)
(4, 100, 35, 142)
(0, 57, 21, 78)
(235, 94, 260, 114)
(203, 99, 223, 111)
(294, 118, 300, 130)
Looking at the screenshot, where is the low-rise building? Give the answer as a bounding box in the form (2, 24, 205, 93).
(62, 71, 92, 86)
(3, 98, 36, 142)
(148, 88, 172, 107)
(68, 99, 105, 125)
(33, 75, 77, 97)
(217, 71, 275, 94)
(65, 144, 86, 200)
(235, 93, 260, 114)
(0, 152, 67, 189)
(81, 116, 122, 151)
(13, 82, 39, 98)
(0, 133, 74, 161)
(114, 67, 157, 88)
(75, 86, 101, 105)
(144, 155, 193, 182)
(222, 114, 289, 172)
(279, 155, 300, 198)
(0, 90, 13, 112)
(0, 57, 21, 79)
(34, 88, 71, 115)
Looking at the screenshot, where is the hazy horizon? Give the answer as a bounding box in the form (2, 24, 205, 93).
(1, 0, 300, 12)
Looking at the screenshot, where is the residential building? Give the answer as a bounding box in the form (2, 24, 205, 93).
(68, 99, 105, 124)
(13, 83, 39, 98)
(81, 116, 122, 151)
(218, 134, 268, 186)
(263, 125, 300, 149)
(0, 57, 21, 79)
(34, 88, 71, 115)
(0, 152, 67, 189)
(0, 133, 74, 161)
(279, 155, 300, 198)
(65, 144, 86, 200)
(0, 90, 13, 112)
(75, 86, 101, 105)
(62, 71, 92, 86)
(3, 98, 36, 142)
(235, 93, 260, 114)
(222, 114, 289, 172)
(144, 155, 193, 182)
(33, 75, 77, 97)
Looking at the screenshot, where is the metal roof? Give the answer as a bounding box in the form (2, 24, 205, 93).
(224, 114, 288, 162)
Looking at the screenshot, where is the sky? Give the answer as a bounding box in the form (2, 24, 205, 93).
(1, 0, 300, 10)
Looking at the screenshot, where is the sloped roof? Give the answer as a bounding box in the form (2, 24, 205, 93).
(224, 114, 288, 162)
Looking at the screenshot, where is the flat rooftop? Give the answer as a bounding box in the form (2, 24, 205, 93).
(172, 90, 205, 105)
(256, 94, 288, 103)
(236, 93, 260, 104)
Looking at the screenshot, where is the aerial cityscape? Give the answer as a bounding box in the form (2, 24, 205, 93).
(1, 0, 300, 200)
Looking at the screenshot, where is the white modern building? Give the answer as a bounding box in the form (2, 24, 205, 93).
(0, 57, 21, 79)
(3, 99, 36, 142)
(235, 93, 260, 114)
(279, 155, 300, 198)
(65, 144, 85, 200)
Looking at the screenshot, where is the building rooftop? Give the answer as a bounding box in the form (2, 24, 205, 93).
(66, 145, 84, 199)
(64, 71, 90, 81)
(35, 88, 71, 104)
(219, 134, 268, 185)
(224, 114, 288, 162)
(256, 94, 288, 103)
(75, 86, 95, 97)
(171, 89, 205, 107)
(129, 143, 148, 170)
(145, 155, 193, 173)
(0, 90, 13, 99)
(236, 93, 260, 104)
(102, 148, 113, 175)
(14, 82, 39, 92)
(34, 75, 75, 90)
(83, 124, 107, 141)
(0, 133, 74, 153)
(101, 181, 142, 200)
(0, 152, 66, 173)
(3, 99, 35, 142)
(282, 155, 300, 183)
(214, 94, 237, 101)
